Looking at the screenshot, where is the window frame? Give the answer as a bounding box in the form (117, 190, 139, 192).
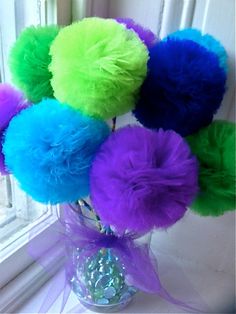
(0, 1, 72, 311)
(0, 216, 64, 313)
(0, 207, 58, 286)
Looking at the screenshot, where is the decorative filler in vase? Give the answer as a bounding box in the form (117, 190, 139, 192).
(64, 203, 139, 312)
(0, 16, 235, 313)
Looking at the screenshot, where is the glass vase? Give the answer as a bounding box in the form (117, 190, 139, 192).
(64, 202, 151, 313)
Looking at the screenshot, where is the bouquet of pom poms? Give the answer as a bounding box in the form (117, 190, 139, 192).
(0, 17, 235, 312)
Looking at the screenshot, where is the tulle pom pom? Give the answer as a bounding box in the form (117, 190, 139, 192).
(3, 99, 110, 204)
(49, 17, 148, 119)
(9, 25, 60, 102)
(133, 39, 227, 136)
(90, 125, 198, 233)
(166, 28, 227, 71)
(115, 17, 157, 48)
(187, 120, 235, 216)
(0, 84, 30, 175)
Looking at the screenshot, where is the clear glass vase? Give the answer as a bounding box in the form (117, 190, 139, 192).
(64, 202, 151, 313)
(67, 246, 137, 312)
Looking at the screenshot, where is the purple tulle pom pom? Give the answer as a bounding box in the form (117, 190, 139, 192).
(0, 83, 30, 175)
(116, 18, 157, 48)
(91, 125, 198, 234)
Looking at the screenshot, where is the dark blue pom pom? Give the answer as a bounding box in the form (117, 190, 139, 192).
(133, 39, 227, 136)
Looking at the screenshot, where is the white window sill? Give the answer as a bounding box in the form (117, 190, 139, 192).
(17, 248, 234, 313)
(2, 211, 235, 313)
(0, 245, 64, 313)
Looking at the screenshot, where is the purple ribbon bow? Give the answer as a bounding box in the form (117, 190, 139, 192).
(28, 203, 203, 313)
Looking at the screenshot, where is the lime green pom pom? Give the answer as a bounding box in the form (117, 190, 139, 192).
(49, 17, 148, 119)
(187, 120, 236, 216)
(9, 25, 60, 103)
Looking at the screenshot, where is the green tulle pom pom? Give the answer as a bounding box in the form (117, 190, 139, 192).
(187, 120, 236, 216)
(49, 17, 148, 119)
(9, 25, 60, 103)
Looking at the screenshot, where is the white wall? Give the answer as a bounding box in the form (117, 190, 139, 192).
(193, 0, 235, 121)
(108, 0, 164, 34)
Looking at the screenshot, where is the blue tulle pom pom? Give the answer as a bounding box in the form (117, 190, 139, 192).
(133, 39, 227, 136)
(3, 99, 110, 204)
(165, 28, 227, 71)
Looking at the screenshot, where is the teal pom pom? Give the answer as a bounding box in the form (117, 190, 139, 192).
(166, 28, 227, 71)
(3, 99, 110, 204)
(9, 25, 60, 103)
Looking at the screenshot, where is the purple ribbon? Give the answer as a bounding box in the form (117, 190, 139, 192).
(28, 204, 205, 313)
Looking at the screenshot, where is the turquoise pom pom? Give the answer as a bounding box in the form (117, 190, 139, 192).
(165, 28, 227, 71)
(3, 99, 110, 204)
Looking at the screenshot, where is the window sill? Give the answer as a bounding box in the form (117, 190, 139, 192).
(17, 249, 235, 313)
(3, 211, 235, 313)
(0, 243, 64, 313)
(0, 208, 59, 288)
